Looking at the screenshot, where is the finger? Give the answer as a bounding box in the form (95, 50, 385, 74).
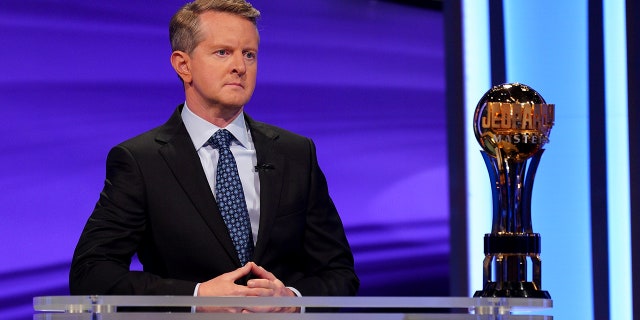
(196, 306, 243, 313)
(243, 306, 279, 313)
(247, 278, 271, 288)
(225, 263, 253, 280)
(249, 264, 276, 280)
(244, 286, 275, 297)
(249, 277, 288, 291)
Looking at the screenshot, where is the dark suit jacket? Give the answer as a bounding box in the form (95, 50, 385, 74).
(69, 105, 359, 296)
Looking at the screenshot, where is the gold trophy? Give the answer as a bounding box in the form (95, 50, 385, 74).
(472, 83, 552, 298)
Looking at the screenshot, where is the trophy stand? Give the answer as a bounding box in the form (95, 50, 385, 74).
(472, 83, 553, 299)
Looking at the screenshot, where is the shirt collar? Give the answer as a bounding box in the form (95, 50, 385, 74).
(181, 103, 251, 150)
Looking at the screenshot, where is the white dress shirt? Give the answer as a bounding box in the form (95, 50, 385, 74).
(181, 104, 260, 244)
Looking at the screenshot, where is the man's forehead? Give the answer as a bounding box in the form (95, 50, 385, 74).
(196, 11, 259, 44)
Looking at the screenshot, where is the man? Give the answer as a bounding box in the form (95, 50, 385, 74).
(69, 0, 359, 313)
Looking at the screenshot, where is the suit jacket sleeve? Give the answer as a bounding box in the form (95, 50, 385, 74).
(69, 145, 196, 295)
(277, 137, 359, 296)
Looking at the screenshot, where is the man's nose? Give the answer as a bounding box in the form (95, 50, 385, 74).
(231, 53, 246, 75)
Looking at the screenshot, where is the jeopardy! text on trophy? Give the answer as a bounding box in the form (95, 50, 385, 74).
(473, 83, 553, 299)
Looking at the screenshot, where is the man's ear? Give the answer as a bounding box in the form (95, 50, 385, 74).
(170, 51, 192, 83)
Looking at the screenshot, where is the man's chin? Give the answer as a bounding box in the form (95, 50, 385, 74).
(221, 98, 251, 110)
(220, 103, 246, 112)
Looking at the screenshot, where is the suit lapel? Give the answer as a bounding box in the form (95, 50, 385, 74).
(156, 106, 240, 265)
(246, 116, 285, 262)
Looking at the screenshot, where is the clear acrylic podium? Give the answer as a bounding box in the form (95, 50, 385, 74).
(33, 296, 553, 319)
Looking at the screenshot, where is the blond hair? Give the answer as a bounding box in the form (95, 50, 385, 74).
(169, 0, 260, 53)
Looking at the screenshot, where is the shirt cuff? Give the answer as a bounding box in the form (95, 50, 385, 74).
(287, 286, 305, 313)
(191, 283, 201, 313)
(194, 283, 201, 296)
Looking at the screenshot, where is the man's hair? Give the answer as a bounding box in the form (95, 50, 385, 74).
(169, 0, 260, 54)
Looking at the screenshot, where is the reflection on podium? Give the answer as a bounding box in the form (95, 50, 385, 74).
(34, 295, 553, 319)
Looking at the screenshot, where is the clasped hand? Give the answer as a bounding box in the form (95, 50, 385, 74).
(196, 262, 299, 313)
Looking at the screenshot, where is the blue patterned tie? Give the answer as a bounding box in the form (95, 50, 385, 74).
(209, 129, 254, 265)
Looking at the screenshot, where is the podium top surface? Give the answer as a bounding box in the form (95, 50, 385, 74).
(33, 296, 554, 320)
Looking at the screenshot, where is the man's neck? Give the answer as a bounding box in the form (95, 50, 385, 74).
(185, 98, 244, 128)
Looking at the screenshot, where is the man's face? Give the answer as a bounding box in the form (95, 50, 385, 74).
(185, 11, 259, 111)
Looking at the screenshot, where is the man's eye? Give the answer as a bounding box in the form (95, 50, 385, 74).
(244, 52, 256, 59)
(215, 50, 228, 56)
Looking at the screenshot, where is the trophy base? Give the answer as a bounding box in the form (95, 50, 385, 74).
(474, 281, 551, 299)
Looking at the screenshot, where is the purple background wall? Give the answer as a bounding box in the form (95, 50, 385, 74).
(0, 0, 447, 318)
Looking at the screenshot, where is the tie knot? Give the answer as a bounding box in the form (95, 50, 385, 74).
(210, 129, 232, 149)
